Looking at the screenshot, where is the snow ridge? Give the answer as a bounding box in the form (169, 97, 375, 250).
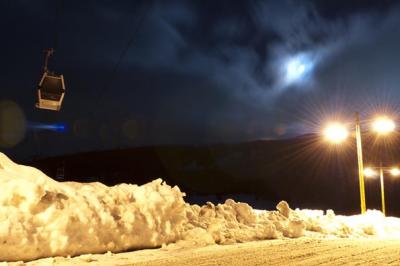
(1, 153, 400, 262)
(0, 153, 186, 261)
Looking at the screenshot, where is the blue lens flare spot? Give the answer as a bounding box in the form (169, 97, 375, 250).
(27, 122, 68, 133)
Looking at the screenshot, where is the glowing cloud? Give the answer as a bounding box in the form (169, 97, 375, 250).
(284, 53, 315, 85)
(271, 49, 326, 92)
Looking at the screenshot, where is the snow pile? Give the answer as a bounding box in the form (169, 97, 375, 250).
(179, 200, 304, 247)
(295, 208, 400, 238)
(179, 199, 400, 247)
(2, 152, 400, 262)
(0, 153, 186, 262)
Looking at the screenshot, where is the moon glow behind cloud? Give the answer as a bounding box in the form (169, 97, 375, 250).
(283, 53, 315, 85)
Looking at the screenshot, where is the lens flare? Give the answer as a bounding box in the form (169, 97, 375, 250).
(390, 167, 400, 176)
(0, 100, 26, 148)
(364, 167, 377, 178)
(372, 117, 395, 135)
(27, 122, 67, 133)
(323, 123, 348, 144)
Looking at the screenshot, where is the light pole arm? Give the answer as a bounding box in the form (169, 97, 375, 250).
(43, 48, 54, 73)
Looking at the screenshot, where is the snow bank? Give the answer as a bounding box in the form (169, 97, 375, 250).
(178, 200, 303, 247)
(0, 153, 186, 262)
(295, 208, 400, 238)
(2, 152, 400, 262)
(179, 198, 400, 248)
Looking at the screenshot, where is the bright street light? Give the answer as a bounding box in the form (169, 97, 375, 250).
(390, 167, 400, 176)
(323, 123, 349, 144)
(321, 113, 366, 214)
(360, 165, 399, 216)
(364, 167, 377, 178)
(321, 113, 396, 214)
(372, 117, 395, 135)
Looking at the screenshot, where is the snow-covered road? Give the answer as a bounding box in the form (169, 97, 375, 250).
(21, 238, 400, 265)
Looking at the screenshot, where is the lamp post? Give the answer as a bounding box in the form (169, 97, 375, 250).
(379, 164, 385, 216)
(372, 116, 396, 216)
(355, 112, 366, 214)
(363, 165, 400, 216)
(323, 113, 396, 214)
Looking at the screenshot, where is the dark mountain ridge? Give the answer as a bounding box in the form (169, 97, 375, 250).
(27, 133, 400, 215)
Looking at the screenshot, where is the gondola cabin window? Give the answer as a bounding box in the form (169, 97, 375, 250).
(36, 72, 65, 111)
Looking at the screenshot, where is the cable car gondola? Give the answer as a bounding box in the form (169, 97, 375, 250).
(36, 48, 65, 111)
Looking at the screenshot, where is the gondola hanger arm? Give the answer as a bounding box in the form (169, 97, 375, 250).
(43, 48, 54, 73)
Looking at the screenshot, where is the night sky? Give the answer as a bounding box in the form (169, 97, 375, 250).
(1, 0, 400, 160)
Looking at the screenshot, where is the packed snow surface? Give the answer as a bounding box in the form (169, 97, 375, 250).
(1, 152, 400, 262)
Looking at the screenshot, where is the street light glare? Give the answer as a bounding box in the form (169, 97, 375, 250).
(364, 167, 377, 178)
(323, 123, 349, 144)
(390, 167, 400, 176)
(372, 117, 395, 135)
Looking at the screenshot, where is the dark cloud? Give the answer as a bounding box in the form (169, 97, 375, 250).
(1, 0, 400, 159)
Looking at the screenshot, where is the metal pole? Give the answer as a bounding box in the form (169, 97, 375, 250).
(379, 163, 386, 216)
(355, 112, 366, 214)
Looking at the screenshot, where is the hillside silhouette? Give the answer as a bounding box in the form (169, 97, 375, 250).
(28, 133, 400, 215)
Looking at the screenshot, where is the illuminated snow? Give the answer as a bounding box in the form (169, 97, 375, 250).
(0, 153, 186, 262)
(2, 152, 400, 263)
